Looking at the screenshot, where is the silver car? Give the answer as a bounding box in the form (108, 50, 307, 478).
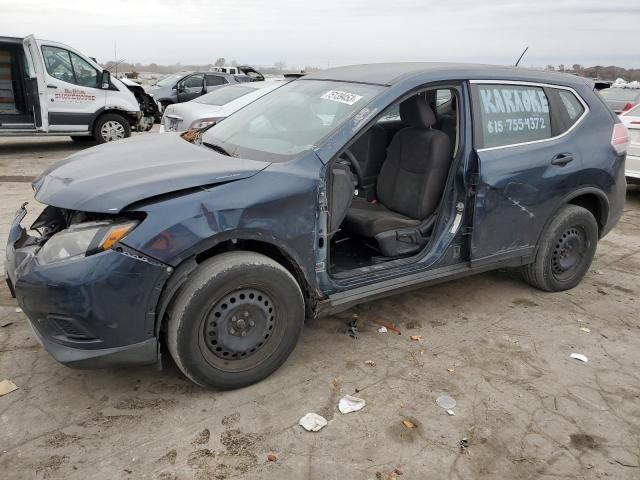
(160, 80, 288, 133)
(620, 103, 640, 182)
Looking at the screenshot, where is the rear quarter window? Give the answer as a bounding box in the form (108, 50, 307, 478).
(472, 84, 551, 149)
(548, 88, 587, 133)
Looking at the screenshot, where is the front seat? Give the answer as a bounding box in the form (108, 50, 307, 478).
(342, 95, 451, 257)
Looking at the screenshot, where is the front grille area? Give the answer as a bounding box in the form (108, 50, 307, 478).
(49, 315, 97, 340)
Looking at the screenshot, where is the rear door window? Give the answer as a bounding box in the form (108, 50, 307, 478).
(472, 83, 551, 149)
(206, 75, 227, 86)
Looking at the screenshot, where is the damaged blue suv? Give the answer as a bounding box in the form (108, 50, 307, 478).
(5, 63, 628, 389)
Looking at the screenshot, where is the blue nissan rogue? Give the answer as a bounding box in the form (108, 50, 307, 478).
(5, 63, 628, 389)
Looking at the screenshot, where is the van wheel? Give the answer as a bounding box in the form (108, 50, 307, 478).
(521, 205, 598, 292)
(93, 113, 131, 143)
(166, 251, 305, 389)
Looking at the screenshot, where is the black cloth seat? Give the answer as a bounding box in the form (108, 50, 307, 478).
(342, 95, 451, 255)
(344, 197, 420, 238)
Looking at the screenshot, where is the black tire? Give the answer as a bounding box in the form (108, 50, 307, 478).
(92, 113, 131, 144)
(521, 205, 598, 292)
(166, 251, 305, 389)
(70, 135, 95, 142)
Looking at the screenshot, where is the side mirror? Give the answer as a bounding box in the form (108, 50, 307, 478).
(101, 70, 111, 89)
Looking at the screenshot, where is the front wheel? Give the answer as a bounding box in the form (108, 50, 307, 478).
(166, 251, 305, 389)
(93, 113, 131, 143)
(521, 205, 598, 292)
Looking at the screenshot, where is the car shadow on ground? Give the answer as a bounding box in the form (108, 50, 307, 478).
(0, 139, 94, 155)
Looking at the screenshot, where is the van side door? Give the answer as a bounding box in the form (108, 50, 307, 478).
(22, 35, 47, 130)
(469, 81, 587, 267)
(38, 41, 107, 132)
(176, 74, 205, 102)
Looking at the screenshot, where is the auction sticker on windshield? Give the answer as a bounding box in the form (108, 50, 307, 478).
(321, 90, 363, 105)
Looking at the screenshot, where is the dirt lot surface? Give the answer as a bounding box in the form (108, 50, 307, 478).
(1, 134, 639, 480)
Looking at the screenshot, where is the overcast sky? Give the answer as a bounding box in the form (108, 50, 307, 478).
(1, 0, 638, 68)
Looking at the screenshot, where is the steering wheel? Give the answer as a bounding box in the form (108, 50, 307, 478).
(338, 148, 364, 187)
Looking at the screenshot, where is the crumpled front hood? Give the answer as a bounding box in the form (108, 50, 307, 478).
(33, 133, 270, 213)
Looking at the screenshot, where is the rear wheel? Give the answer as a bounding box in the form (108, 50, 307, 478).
(93, 113, 131, 143)
(521, 205, 598, 291)
(167, 251, 305, 389)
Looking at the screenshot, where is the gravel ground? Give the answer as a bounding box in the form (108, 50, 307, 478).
(1, 133, 639, 480)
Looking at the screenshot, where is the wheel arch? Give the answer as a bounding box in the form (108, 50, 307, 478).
(89, 108, 136, 131)
(155, 238, 317, 337)
(535, 187, 609, 253)
(564, 188, 609, 238)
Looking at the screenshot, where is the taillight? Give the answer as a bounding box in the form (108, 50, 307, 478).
(623, 102, 634, 112)
(611, 123, 630, 155)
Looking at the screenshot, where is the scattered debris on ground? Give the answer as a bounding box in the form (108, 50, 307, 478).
(347, 315, 359, 338)
(374, 321, 401, 335)
(570, 353, 589, 363)
(338, 395, 366, 414)
(580, 327, 591, 333)
(0, 319, 13, 327)
(299, 413, 328, 432)
(0, 379, 19, 397)
(266, 453, 277, 462)
(402, 420, 416, 429)
(436, 395, 456, 410)
(364, 360, 376, 367)
(378, 326, 388, 333)
(459, 438, 469, 453)
(409, 335, 422, 342)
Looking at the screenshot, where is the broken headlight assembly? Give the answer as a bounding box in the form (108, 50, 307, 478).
(36, 220, 138, 265)
(190, 117, 222, 130)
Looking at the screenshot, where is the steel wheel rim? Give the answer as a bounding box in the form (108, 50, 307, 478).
(551, 226, 587, 281)
(100, 121, 125, 142)
(199, 287, 283, 372)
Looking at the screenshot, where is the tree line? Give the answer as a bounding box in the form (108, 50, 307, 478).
(545, 64, 640, 82)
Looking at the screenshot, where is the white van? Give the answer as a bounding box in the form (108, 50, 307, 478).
(0, 35, 158, 143)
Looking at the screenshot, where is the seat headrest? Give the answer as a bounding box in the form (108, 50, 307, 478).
(400, 95, 436, 128)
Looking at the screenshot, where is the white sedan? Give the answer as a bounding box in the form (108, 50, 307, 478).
(620, 104, 640, 182)
(160, 80, 288, 133)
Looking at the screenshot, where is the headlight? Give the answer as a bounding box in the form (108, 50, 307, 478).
(36, 221, 138, 265)
(190, 117, 222, 129)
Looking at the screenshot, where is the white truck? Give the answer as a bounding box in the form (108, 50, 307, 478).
(0, 35, 158, 143)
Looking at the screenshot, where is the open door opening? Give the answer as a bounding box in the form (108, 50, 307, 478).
(0, 39, 37, 128)
(327, 87, 460, 275)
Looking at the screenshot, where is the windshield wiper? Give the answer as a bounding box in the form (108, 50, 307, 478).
(202, 142, 235, 157)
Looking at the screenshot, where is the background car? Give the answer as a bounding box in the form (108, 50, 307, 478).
(600, 87, 640, 113)
(147, 68, 263, 109)
(620, 103, 640, 182)
(160, 79, 289, 132)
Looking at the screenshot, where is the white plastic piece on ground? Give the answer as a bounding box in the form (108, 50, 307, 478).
(377, 326, 388, 333)
(0, 379, 19, 397)
(447, 409, 456, 416)
(436, 395, 457, 410)
(15, 308, 22, 313)
(338, 395, 366, 414)
(570, 353, 588, 363)
(299, 413, 328, 432)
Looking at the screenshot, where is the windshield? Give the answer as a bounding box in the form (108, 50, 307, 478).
(194, 85, 257, 105)
(156, 74, 184, 87)
(201, 80, 384, 161)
